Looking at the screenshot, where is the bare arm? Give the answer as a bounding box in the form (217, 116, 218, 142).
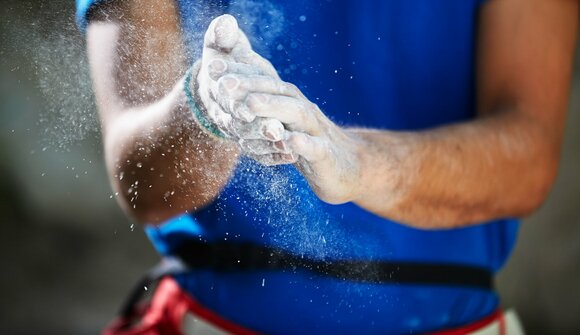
(211, 0, 578, 228)
(86, 0, 239, 224)
(352, 0, 578, 228)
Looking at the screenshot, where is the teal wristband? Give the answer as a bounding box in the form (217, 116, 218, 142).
(183, 66, 226, 139)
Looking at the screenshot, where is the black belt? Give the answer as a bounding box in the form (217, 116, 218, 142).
(172, 240, 493, 290)
(117, 240, 493, 320)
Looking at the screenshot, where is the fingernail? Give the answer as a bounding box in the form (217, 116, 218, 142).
(221, 76, 239, 91)
(217, 14, 237, 31)
(282, 153, 297, 161)
(264, 127, 283, 141)
(274, 141, 287, 152)
(265, 120, 284, 141)
(214, 15, 238, 49)
(208, 58, 226, 74)
(264, 130, 276, 141)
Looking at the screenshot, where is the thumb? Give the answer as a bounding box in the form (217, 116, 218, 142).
(204, 14, 240, 52)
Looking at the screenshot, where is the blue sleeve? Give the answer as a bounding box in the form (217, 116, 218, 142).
(75, 0, 108, 32)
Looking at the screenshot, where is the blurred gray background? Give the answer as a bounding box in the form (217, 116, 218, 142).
(0, 1, 578, 334)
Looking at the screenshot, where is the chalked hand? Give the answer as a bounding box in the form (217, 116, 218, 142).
(249, 86, 362, 204)
(213, 55, 363, 203)
(192, 14, 296, 162)
(194, 15, 285, 146)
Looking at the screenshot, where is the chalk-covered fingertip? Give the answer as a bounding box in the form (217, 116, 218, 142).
(262, 119, 284, 141)
(213, 14, 239, 50)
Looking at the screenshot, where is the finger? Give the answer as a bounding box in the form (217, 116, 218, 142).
(200, 16, 240, 80)
(231, 101, 255, 122)
(218, 75, 301, 101)
(230, 27, 253, 54)
(286, 131, 328, 162)
(207, 58, 265, 81)
(231, 117, 284, 141)
(203, 15, 262, 70)
(203, 15, 279, 79)
(239, 139, 290, 155)
(224, 28, 278, 78)
(204, 14, 239, 52)
(212, 23, 278, 80)
(245, 93, 316, 133)
(247, 152, 298, 166)
(230, 47, 280, 79)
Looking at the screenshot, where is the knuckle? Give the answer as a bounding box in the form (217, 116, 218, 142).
(208, 58, 227, 75)
(308, 101, 319, 113)
(316, 140, 331, 159)
(288, 133, 304, 148)
(296, 102, 308, 121)
(247, 93, 268, 109)
(318, 193, 344, 205)
(283, 82, 299, 95)
(297, 108, 309, 126)
(296, 101, 307, 114)
(287, 134, 308, 151)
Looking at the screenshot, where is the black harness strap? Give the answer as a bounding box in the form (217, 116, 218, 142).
(172, 240, 493, 290)
(115, 241, 492, 323)
(118, 258, 189, 319)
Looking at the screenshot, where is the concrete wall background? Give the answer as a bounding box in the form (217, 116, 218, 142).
(0, 1, 578, 334)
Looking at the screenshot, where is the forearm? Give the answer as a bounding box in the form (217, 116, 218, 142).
(210, 59, 560, 227)
(86, 10, 240, 224)
(352, 111, 560, 228)
(349, 0, 576, 228)
(103, 79, 239, 224)
(192, 0, 575, 230)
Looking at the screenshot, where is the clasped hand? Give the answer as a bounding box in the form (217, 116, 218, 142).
(195, 15, 363, 204)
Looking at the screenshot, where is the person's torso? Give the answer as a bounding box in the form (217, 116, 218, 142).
(145, 1, 520, 334)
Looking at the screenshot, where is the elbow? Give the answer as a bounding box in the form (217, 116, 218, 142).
(111, 174, 197, 226)
(514, 150, 560, 217)
(121, 200, 177, 226)
(103, 134, 180, 225)
(104, 143, 218, 225)
(506, 108, 564, 218)
(107, 165, 168, 225)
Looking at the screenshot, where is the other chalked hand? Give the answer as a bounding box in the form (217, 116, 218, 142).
(211, 47, 363, 203)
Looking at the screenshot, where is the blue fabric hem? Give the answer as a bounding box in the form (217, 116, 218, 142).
(75, 0, 107, 32)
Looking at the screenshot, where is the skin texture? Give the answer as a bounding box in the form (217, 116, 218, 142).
(87, 0, 240, 224)
(86, 0, 578, 228)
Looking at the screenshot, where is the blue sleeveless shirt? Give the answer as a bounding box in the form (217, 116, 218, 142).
(77, 1, 520, 333)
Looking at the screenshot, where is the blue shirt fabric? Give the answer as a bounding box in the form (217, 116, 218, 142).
(77, 0, 520, 334)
